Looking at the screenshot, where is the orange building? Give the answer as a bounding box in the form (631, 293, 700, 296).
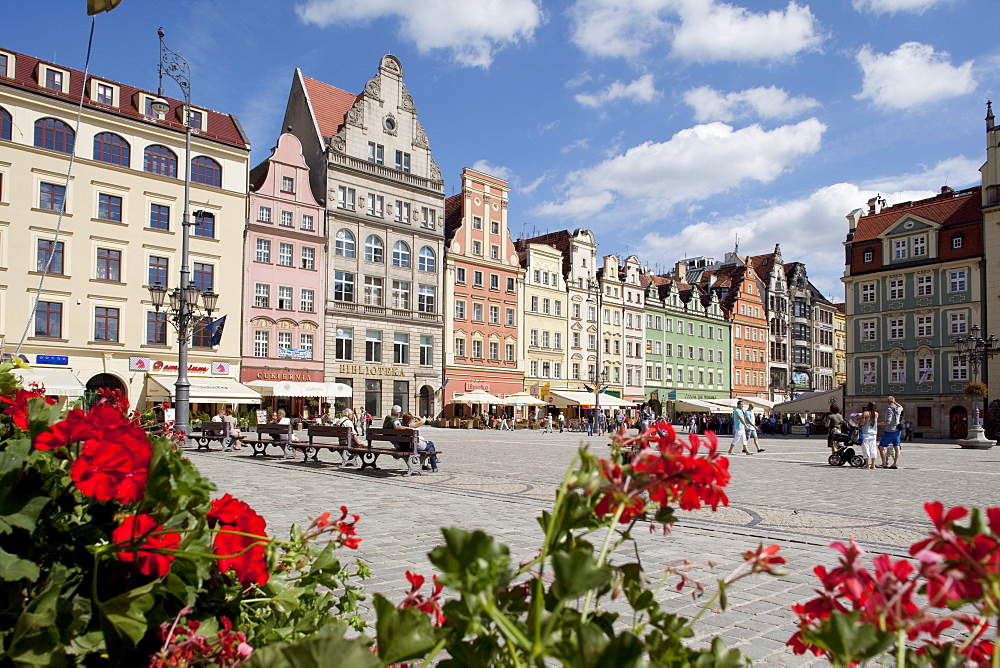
(703, 262, 768, 399)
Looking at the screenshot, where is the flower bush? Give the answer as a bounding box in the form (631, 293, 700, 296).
(964, 381, 990, 398)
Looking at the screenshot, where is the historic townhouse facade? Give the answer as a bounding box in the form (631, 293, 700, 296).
(833, 304, 847, 388)
(442, 168, 523, 416)
(518, 241, 568, 401)
(0, 46, 251, 409)
(981, 103, 1000, 402)
(282, 56, 445, 418)
(620, 255, 645, 404)
(749, 246, 792, 399)
(641, 271, 731, 412)
(597, 255, 626, 398)
(842, 186, 983, 438)
(242, 132, 326, 413)
(783, 262, 836, 393)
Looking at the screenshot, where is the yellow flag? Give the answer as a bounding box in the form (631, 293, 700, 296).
(87, 0, 123, 15)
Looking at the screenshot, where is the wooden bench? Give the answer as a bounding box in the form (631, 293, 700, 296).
(192, 422, 232, 451)
(246, 423, 294, 457)
(356, 427, 440, 476)
(288, 424, 355, 463)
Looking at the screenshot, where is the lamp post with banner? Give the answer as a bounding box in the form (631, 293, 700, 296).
(147, 28, 219, 444)
(586, 276, 608, 421)
(953, 324, 999, 449)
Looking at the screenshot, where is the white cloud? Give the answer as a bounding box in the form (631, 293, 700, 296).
(535, 118, 826, 219)
(568, 0, 822, 63)
(856, 42, 976, 110)
(520, 171, 552, 194)
(683, 85, 820, 122)
(295, 0, 543, 68)
(671, 0, 823, 63)
(561, 138, 591, 153)
(574, 74, 660, 108)
(862, 156, 981, 193)
(853, 0, 955, 14)
(470, 160, 513, 181)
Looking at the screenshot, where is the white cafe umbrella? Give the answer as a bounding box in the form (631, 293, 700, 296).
(451, 389, 504, 405)
(503, 391, 547, 406)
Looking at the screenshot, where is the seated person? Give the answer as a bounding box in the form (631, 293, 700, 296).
(333, 408, 366, 447)
(399, 412, 438, 473)
(271, 409, 291, 441)
(222, 407, 243, 451)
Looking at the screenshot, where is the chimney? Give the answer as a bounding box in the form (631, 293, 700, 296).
(674, 262, 687, 284)
(846, 208, 863, 233)
(939, 185, 955, 197)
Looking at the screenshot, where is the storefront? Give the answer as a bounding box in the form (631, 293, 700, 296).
(330, 363, 440, 420)
(442, 373, 524, 419)
(144, 374, 261, 422)
(548, 389, 636, 420)
(12, 359, 85, 401)
(245, 379, 352, 420)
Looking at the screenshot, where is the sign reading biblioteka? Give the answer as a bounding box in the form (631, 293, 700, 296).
(337, 364, 405, 377)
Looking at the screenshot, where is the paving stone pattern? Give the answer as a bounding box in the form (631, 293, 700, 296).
(187, 428, 1000, 666)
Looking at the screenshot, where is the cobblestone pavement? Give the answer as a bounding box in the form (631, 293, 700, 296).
(185, 428, 1000, 666)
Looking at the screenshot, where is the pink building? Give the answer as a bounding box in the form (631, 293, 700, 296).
(242, 133, 326, 416)
(442, 169, 525, 417)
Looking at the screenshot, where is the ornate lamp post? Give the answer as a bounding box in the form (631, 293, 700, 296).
(148, 28, 219, 443)
(586, 277, 607, 420)
(953, 324, 999, 449)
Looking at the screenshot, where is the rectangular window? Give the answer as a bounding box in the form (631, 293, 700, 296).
(146, 311, 166, 344)
(473, 271, 483, 287)
(300, 288, 314, 312)
(917, 357, 933, 383)
(299, 333, 313, 355)
(950, 312, 967, 335)
(367, 142, 384, 164)
(336, 327, 353, 361)
(94, 306, 119, 342)
(490, 245, 500, 260)
(506, 308, 515, 326)
(420, 335, 433, 366)
(490, 274, 499, 290)
(363, 276, 384, 306)
(894, 239, 907, 259)
(889, 318, 903, 340)
(194, 212, 214, 238)
(301, 246, 316, 270)
(394, 150, 411, 172)
(277, 331, 292, 350)
(454, 299, 466, 319)
(418, 285, 436, 313)
(37, 240, 65, 274)
(890, 359, 906, 384)
(145, 255, 167, 287)
(254, 283, 270, 308)
(337, 186, 356, 210)
(301, 214, 314, 230)
(472, 240, 482, 256)
(456, 267, 466, 284)
(277, 286, 293, 310)
(255, 238, 271, 263)
(45, 68, 63, 91)
(393, 381, 409, 414)
(278, 242, 293, 266)
(913, 236, 926, 257)
(489, 305, 500, 324)
(455, 337, 466, 357)
(364, 379, 380, 417)
(506, 343, 515, 362)
(862, 360, 877, 385)
(949, 270, 966, 293)
(149, 203, 170, 230)
(889, 279, 903, 300)
(917, 274, 933, 296)
(95, 82, 114, 105)
(367, 194, 384, 217)
(392, 281, 410, 310)
(193, 262, 213, 292)
(472, 216, 483, 230)
(334, 271, 354, 302)
(258, 206, 271, 222)
(394, 333, 409, 364)
(366, 330, 382, 363)
(35, 301, 63, 338)
(253, 330, 269, 357)
(280, 210, 293, 227)
(554, 332, 562, 349)
(40, 182, 66, 211)
(394, 200, 411, 224)
(281, 175, 295, 192)
(917, 315, 932, 338)
(951, 355, 968, 381)
(488, 341, 499, 361)
(472, 340, 483, 359)
(96, 248, 121, 282)
(472, 303, 483, 322)
(861, 283, 876, 303)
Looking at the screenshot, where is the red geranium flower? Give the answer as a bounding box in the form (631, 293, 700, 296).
(35, 409, 96, 450)
(208, 494, 271, 587)
(1, 385, 55, 430)
(112, 512, 181, 577)
(69, 404, 152, 504)
(398, 570, 446, 626)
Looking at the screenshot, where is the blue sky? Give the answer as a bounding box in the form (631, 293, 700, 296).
(5, 0, 997, 298)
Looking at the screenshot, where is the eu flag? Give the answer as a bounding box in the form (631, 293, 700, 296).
(204, 316, 226, 346)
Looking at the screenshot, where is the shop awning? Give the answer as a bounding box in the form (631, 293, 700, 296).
(772, 388, 844, 415)
(548, 389, 635, 408)
(246, 380, 353, 398)
(671, 397, 728, 413)
(14, 367, 85, 396)
(146, 376, 262, 404)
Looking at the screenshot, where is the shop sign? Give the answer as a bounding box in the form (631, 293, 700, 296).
(129, 356, 152, 371)
(465, 381, 490, 391)
(151, 360, 209, 373)
(253, 370, 320, 381)
(792, 371, 810, 388)
(36, 355, 69, 365)
(211, 362, 230, 375)
(337, 364, 405, 377)
(278, 346, 314, 360)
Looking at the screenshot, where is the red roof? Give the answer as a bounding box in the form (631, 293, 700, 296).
(0, 48, 248, 149)
(300, 75, 360, 142)
(852, 188, 981, 242)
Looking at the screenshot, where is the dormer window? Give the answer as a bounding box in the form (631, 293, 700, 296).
(0, 52, 13, 78)
(864, 249, 874, 263)
(187, 109, 203, 131)
(952, 234, 964, 250)
(44, 67, 65, 93)
(90, 79, 118, 107)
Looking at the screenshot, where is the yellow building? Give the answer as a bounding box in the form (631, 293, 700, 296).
(0, 47, 251, 409)
(517, 241, 568, 409)
(833, 303, 846, 388)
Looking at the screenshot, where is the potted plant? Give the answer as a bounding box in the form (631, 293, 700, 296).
(963, 381, 989, 398)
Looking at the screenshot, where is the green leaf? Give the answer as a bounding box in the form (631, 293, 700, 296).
(692, 636, 745, 667)
(245, 621, 379, 668)
(5, 564, 73, 667)
(552, 546, 612, 599)
(803, 611, 894, 663)
(593, 631, 645, 668)
(429, 527, 511, 595)
(0, 494, 51, 535)
(97, 581, 157, 645)
(0, 546, 40, 582)
(373, 593, 440, 665)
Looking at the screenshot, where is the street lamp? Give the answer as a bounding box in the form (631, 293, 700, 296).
(952, 324, 999, 449)
(148, 28, 217, 444)
(586, 277, 606, 421)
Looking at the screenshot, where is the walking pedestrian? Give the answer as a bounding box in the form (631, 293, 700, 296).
(860, 402, 879, 469)
(744, 403, 764, 453)
(825, 404, 844, 452)
(557, 412, 566, 433)
(878, 396, 903, 469)
(597, 411, 606, 436)
(903, 419, 913, 442)
(727, 400, 752, 455)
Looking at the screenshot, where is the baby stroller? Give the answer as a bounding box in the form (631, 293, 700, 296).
(828, 423, 865, 468)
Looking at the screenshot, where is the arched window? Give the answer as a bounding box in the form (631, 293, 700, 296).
(365, 235, 384, 263)
(392, 241, 410, 268)
(34, 117, 75, 154)
(144, 145, 177, 178)
(0, 107, 11, 141)
(191, 155, 221, 187)
(93, 132, 130, 166)
(335, 229, 356, 257)
(418, 246, 436, 272)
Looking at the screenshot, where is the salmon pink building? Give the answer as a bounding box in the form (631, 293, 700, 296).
(442, 169, 524, 417)
(241, 132, 326, 416)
